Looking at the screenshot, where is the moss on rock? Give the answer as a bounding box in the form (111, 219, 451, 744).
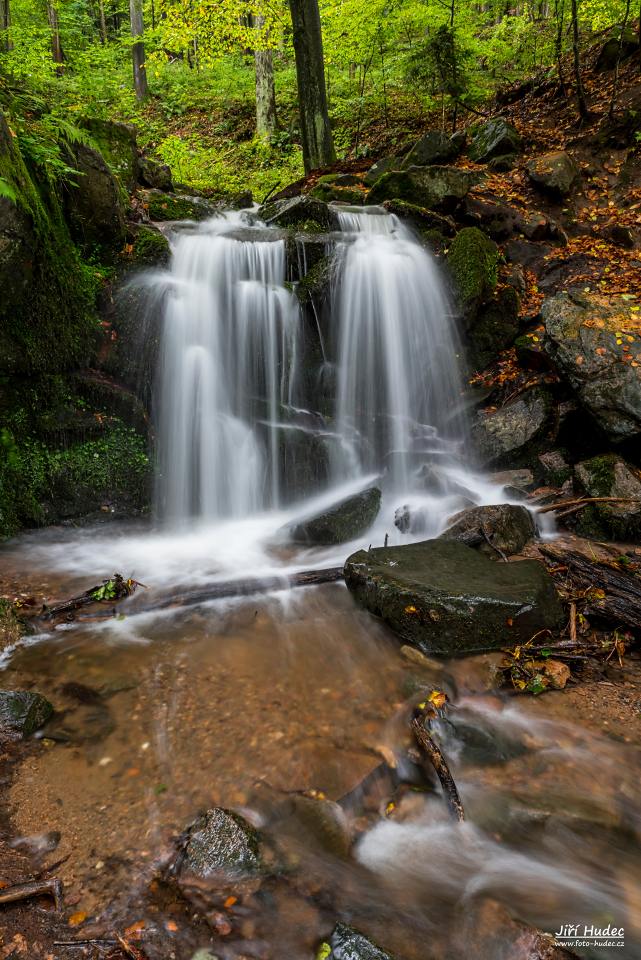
(447, 227, 499, 323)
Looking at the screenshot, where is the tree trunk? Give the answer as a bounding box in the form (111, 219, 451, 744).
(130, 0, 150, 101)
(554, 0, 566, 94)
(609, 0, 632, 117)
(570, 0, 589, 120)
(254, 17, 277, 139)
(0, 0, 11, 52)
(98, 0, 107, 43)
(288, 0, 335, 172)
(47, 3, 64, 74)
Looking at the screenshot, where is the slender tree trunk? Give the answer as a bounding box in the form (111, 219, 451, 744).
(130, 0, 150, 101)
(570, 0, 589, 120)
(253, 16, 277, 138)
(554, 0, 566, 93)
(0, 0, 11, 52)
(98, 0, 107, 43)
(609, 0, 632, 117)
(47, 3, 64, 74)
(288, 0, 335, 172)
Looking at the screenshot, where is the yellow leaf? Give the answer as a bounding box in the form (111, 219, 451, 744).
(428, 689, 447, 710)
(68, 912, 87, 927)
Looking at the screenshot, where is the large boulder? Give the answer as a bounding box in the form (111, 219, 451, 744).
(364, 155, 398, 186)
(401, 130, 460, 168)
(0, 188, 36, 325)
(467, 285, 520, 371)
(0, 690, 53, 740)
(310, 174, 366, 205)
(289, 486, 381, 545)
(259, 195, 340, 232)
(367, 166, 480, 211)
(344, 540, 563, 656)
(446, 227, 499, 325)
(472, 386, 555, 467)
(82, 117, 139, 192)
(65, 141, 126, 246)
(175, 808, 265, 882)
(319, 923, 396, 960)
(382, 200, 456, 238)
(542, 292, 641, 440)
(595, 27, 639, 71)
(138, 156, 173, 192)
(468, 118, 521, 163)
(574, 454, 641, 542)
(439, 503, 536, 557)
(526, 151, 580, 197)
(142, 189, 218, 222)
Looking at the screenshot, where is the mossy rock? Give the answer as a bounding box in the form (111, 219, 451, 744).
(295, 253, 335, 306)
(123, 223, 171, 267)
(138, 156, 173, 192)
(259, 195, 340, 232)
(64, 141, 127, 247)
(289, 485, 381, 545)
(344, 539, 563, 656)
(468, 285, 520, 370)
(81, 117, 139, 193)
(401, 130, 460, 168)
(178, 807, 266, 881)
(574, 454, 641, 542)
(468, 118, 521, 164)
(447, 227, 499, 325)
(0, 690, 53, 740)
(381, 199, 456, 238)
(367, 165, 480, 211)
(526, 151, 580, 198)
(310, 181, 365, 205)
(143, 189, 217, 222)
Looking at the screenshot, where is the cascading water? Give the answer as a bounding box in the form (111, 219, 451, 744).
(156, 214, 300, 525)
(331, 208, 465, 492)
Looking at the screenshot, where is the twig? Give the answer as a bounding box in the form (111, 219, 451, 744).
(411, 716, 465, 822)
(537, 496, 641, 514)
(54, 940, 119, 948)
(0, 877, 63, 911)
(481, 525, 508, 561)
(260, 181, 281, 205)
(569, 601, 577, 644)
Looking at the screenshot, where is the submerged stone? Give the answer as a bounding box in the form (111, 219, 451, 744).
(289, 486, 381, 545)
(0, 690, 53, 740)
(178, 807, 264, 881)
(344, 540, 563, 656)
(320, 922, 396, 960)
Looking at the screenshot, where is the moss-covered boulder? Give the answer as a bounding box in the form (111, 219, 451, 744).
(526, 151, 580, 198)
(122, 222, 171, 268)
(289, 486, 381, 545)
(65, 141, 127, 247)
(595, 26, 639, 70)
(318, 923, 396, 960)
(447, 227, 499, 325)
(401, 130, 460, 168)
(468, 118, 521, 163)
(367, 165, 480, 211)
(0, 690, 53, 740)
(471, 386, 555, 467)
(82, 117, 139, 192)
(138, 156, 173, 192)
(574, 454, 641, 542)
(344, 540, 563, 656)
(542, 292, 641, 441)
(381, 199, 456, 238)
(259, 195, 340, 232)
(439, 503, 536, 557)
(364, 155, 398, 186)
(142, 189, 217, 222)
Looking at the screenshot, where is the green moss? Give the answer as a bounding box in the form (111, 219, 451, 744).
(82, 117, 138, 194)
(143, 189, 215, 222)
(309, 182, 364, 205)
(578, 453, 617, 496)
(446, 226, 499, 321)
(295, 254, 334, 305)
(129, 225, 171, 266)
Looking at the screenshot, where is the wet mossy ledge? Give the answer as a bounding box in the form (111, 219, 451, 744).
(0, 108, 156, 538)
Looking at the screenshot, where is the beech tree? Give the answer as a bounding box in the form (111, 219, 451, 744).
(288, 0, 335, 171)
(254, 15, 277, 138)
(130, 0, 150, 100)
(0, 0, 10, 52)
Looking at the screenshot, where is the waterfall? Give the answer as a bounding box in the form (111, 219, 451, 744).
(156, 214, 300, 525)
(154, 204, 467, 530)
(332, 207, 464, 491)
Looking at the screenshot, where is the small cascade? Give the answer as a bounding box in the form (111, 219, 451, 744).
(156, 214, 300, 525)
(332, 207, 464, 491)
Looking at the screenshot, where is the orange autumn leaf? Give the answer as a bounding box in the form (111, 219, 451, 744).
(68, 911, 87, 927)
(124, 920, 146, 939)
(224, 895, 238, 908)
(165, 920, 178, 932)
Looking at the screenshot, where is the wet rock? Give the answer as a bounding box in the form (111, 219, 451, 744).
(0, 690, 53, 740)
(65, 142, 126, 246)
(401, 130, 460, 168)
(177, 808, 265, 882)
(382, 200, 457, 238)
(367, 166, 480, 211)
(439, 504, 536, 557)
(259, 195, 340, 232)
(364, 156, 398, 186)
(289, 486, 381, 545)
(542, 292, 641, 441)
(310, 175, 365, 205)
(0, 181, 36, 323)
(488, 153, 517, 172)
(394, 503, 427, 535)
(432, 705, 529, 764)
(461, 899, 579, 959)
(538, 450, 571, 486)
(344, 540, 563, 656)
(468, 118, 521, 164)
(191, 951, 220, 960)
(574, 454, 641, 542)
(142, 189, 218, 222)
(446, 227, 499, 325)
(472, 387, 555, 467)
(489, 468, 535, 493)
(122, 222, 171, 268)
(462, 196, 520, 240)
(82, 117, 139, 192)
(467, 286, 520, 370)
(138, 156, 173, 192)
(272, 793, 351, 860)
(526, 151, 580, 197)
(320, 922, 396, 960)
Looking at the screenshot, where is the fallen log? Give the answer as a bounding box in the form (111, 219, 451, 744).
(411, 716, 465, 822)
(536, 496, 641, 514)
(41, 573, 142, 619)
(0, 877, 63, 911)
(540, 543, 641, 631)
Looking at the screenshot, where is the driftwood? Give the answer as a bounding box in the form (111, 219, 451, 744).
(540, 543, 641, 631)
(411, 716, 465, 822)
(0, 877, 63, 911)
(537, 496, 641, 514)
(41, 573, 142, 620)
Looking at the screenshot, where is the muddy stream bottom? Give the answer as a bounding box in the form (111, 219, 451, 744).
(1, 529, 641, 959)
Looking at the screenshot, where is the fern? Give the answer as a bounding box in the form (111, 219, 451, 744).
(0, 177, 17, 202)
